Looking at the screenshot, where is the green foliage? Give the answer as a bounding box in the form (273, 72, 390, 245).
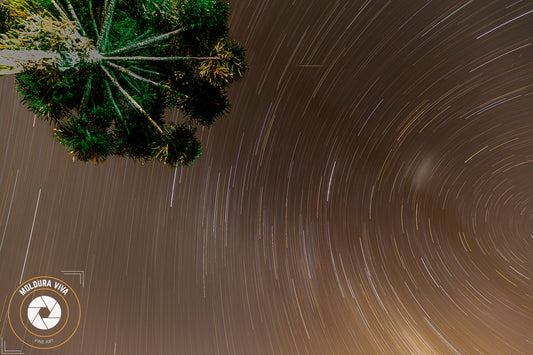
(16, 67, 75, 121)
(0, 5, 14, 33)
(2, 0, 50, 20)
(171, 0, 229, 52)
(114, 115, 161, 160)
(54, 114, 115, 162)
(199, 38, 248, 86)
(170, 75, 230, 126)
(155, 124, 202, 167)
(1, 0, 247, 167)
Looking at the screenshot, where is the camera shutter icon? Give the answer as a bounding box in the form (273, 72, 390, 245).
(27, 296, 62, 330)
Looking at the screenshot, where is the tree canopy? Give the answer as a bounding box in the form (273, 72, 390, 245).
(0, 0, 248, 167)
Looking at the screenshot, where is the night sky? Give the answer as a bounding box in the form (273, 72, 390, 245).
(1, 0, 532, 354)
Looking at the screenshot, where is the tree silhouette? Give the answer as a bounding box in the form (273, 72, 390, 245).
(0, 0, 247, 167)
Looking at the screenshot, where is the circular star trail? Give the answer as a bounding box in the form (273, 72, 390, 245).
(0, 0, 531, 354)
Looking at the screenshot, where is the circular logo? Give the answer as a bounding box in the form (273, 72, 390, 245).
(8, 276, 81, 350)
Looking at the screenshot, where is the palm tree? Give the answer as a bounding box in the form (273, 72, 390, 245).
(0, 0, 247, 167)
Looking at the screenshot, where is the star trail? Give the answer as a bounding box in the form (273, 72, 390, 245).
(0, 0, 532, 354)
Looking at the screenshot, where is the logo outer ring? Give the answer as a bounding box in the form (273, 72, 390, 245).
(8, 276, 81, 350)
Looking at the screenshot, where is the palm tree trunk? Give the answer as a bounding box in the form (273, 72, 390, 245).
(80, 73, 94, 108)
(105, 28, 186, 56)
(103, 56, 220, 62)
(100, 65, 163, 133)
(97, 0, 118, 51)
(89, 0, 99, 38)
(50, 0, 69, 21)
(105, 61, 174, 92)
(0, 50, 61, 75)
(104, 81, 124, 122)
(65, 0, 87, 37)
